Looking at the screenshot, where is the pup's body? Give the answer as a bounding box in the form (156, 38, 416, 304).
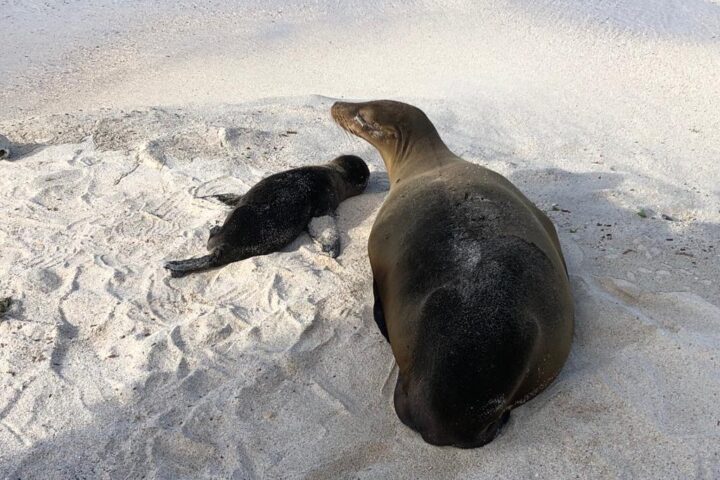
(165, 155, 369, 277)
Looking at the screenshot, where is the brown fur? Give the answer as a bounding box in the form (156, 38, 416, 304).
(332, 100, 574, 448)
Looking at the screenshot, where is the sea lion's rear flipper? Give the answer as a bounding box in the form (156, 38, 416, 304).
(373, 280, 389, 342)
(199, 193, 244, 207)
(164, 252, 222, 278)
(308, 214, 341, 258)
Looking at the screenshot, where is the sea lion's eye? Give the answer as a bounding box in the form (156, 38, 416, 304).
(354, 114, 369, 129)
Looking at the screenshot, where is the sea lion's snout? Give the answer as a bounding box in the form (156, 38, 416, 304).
(330, 101, 358, 133)
(330, 101, 352, 116)
(331, 101, 379, 137)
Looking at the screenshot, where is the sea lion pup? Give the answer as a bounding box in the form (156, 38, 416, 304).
(164, 155, 369, 278)
(332, 100, 574, 448)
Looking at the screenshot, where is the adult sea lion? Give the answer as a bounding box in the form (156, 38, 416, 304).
(164, 155, 369, 277)
(332, 100, 574, 448)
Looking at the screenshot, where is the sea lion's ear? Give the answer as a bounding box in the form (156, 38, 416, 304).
(369, 128, 384, 139)
(354, 114, 384, 137)
(369, 125, 397, 140)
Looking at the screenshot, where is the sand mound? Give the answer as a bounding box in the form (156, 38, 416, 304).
(0, 97, 718, 478)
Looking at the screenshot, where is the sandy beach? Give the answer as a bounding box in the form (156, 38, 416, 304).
(1, 1, 719, 478)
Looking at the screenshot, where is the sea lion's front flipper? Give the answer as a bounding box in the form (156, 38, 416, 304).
(308, 214, 341, 258)
(164, 252, 220, 278)
(373, 280, 389, 342)
(199, 193, 244, 207)
(207, 225, 222, 245)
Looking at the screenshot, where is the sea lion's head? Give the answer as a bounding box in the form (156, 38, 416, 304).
(331, 100, 444, 180)
(330, 154, 370, 197)
(331, 100, 438, 149)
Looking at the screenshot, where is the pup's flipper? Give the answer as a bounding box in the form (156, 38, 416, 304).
(308, 215, 341, 258)
(164, 253, 219, 278)
(198, 193, 244, 207)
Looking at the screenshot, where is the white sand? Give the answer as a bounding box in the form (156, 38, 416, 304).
(1, 1, 719, 478)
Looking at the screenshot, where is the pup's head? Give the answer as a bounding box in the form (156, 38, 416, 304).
(330, 154, 370, 196)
